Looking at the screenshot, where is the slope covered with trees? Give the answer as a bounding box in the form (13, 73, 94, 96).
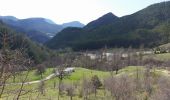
(0, 21, 54, 63)
(46, 1, 170, 51)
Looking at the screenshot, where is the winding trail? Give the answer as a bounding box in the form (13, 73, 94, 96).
(8, 67, 75, 85)
(156, 69, 170, 76)
(8, 73, 56, 85)
(8, 67, 170, 86)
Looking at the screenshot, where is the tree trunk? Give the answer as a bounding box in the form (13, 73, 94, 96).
(16, 82, 24, 100)
(0, 80, 6, 98)
(116, 68, 118, 74)
(94, 88, 97, 97)
(70, 96, 72, 100)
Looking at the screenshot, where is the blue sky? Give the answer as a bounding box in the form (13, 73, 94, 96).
(0, 0, 168, 24)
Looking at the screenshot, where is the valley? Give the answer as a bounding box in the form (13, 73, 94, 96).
(0, 0, 170, 100)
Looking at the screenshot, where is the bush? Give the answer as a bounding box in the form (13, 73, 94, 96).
(91, 75, 102, 89)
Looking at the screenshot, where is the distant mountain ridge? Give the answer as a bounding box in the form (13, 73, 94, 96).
(62, 21, 84, 28)
(0, 16, 84, 43)
(18, 18, 63, 33)
(0, 16, 18, 21)
(46, 1, 170, 50)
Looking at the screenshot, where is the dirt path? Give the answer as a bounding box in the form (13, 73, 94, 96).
(8, 73, 56, 85)
(156, 69, 170, 76)
(8, 67, 74, 85)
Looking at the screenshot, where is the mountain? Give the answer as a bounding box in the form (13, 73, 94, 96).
(12, 26, 50, 43)
(84, 12, 119, 30)
(0, 17, 62, 33)
(62, 21, 84, 28)
(46, 1, 170, 51)
(44, 19, 56, 24)
(0, 16, 18, 21)
(0, 20, 54, 63)
(0, 16, 85, 43)
(0, 17, 63, 43)
(17, 18, 63, 33)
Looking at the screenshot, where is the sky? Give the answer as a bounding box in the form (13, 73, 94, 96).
(0, 0, 168, 24)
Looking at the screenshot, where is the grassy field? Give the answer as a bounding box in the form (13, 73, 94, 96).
(7, 66, 145, 83)
(65, 68, 109, 81)
(154, 53, 170, 61)
(144, 52, 170, 61)
(2, 67, 110, 100)
(6, 68, 54, 83)
(2, 66, 170, 100)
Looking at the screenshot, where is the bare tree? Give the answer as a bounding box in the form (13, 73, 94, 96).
(36, 64, 46, 79)
(38, 80, 45, 96)
(57, 66, 64, 100)
(104, 75, 135, 100)
(151, 76, 170, 100)
(108, 50, 125, 75)
(91, 75, 102, 97)
(65, 83, 75, 100)
(0, 28, 33, 99)
(80, 77, 94, 100)
(143, 66, 154, 99)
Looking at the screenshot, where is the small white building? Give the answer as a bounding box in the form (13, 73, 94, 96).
(55, 67, 75, 76)
(122, 53, 128, 58)
(85, 53, 98, 60)
(102, 53, 114, 61)
(64, 67, 75, 74)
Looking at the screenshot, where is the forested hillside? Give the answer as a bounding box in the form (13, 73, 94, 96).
(46, 1, 170, 51)
(0, 21, 54, 63)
